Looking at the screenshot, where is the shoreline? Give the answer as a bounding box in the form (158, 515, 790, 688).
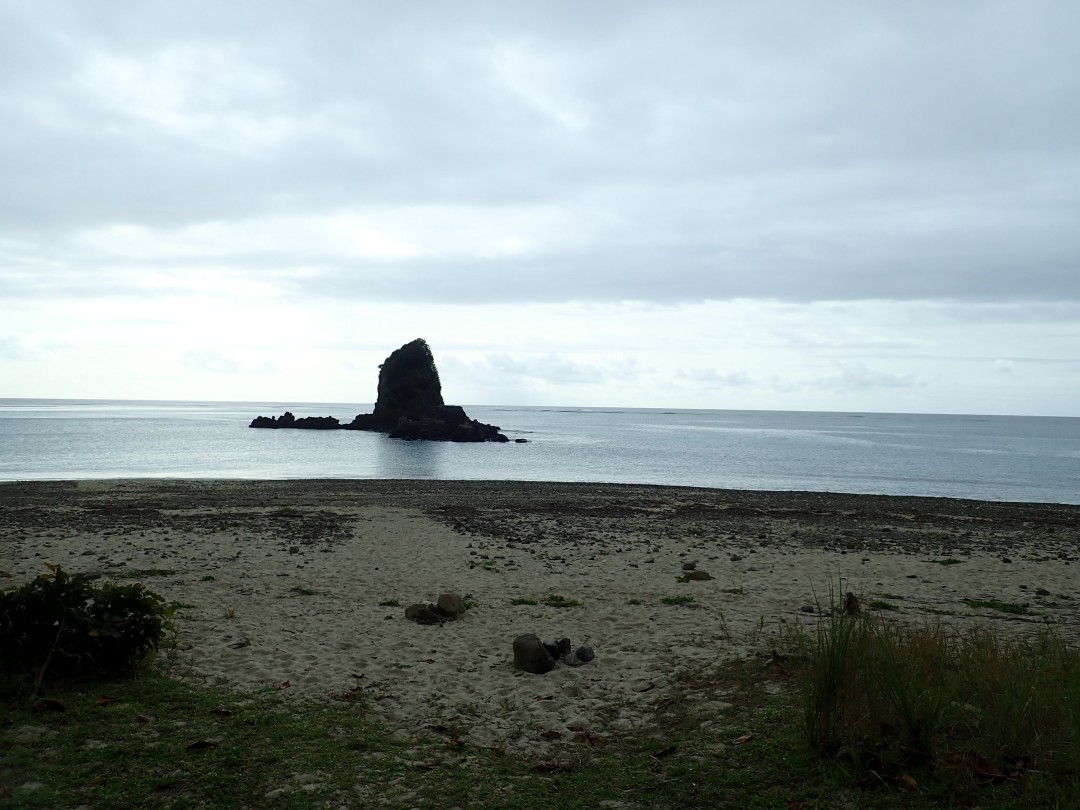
(3, 479, 1079, 753)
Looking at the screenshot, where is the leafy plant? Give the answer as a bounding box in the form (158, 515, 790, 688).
(0, 565, 173, 692)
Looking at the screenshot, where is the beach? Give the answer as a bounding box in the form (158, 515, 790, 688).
(2, 480, 1078, 753)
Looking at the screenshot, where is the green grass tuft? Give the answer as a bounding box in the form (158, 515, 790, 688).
(661, 595, 695, 606)
(963, 597, 1029, 615)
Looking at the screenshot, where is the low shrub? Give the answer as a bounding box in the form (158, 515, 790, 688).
(0, 565, 173, 691)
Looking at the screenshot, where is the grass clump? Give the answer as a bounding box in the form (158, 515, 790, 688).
(802, 594, 1080, 805)
(377, 598, 400, 607)
(963, 597, 1030, 615)
(510, 597, 538, 606)
(661, 595, 696, 606)
(926, 558, 964, 566)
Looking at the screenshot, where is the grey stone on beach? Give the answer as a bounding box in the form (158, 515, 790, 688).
(575, 646, 595, 663)
(404, 592, 468, 624)
(405, 603, 442, 625)
(436, 592, 466, 619)
(514, 633, 557, 674)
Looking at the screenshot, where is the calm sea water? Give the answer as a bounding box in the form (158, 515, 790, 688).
(0, 399, 1077, 504)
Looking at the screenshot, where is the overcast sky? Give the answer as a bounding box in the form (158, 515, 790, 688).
(2, 1, 1079, 415)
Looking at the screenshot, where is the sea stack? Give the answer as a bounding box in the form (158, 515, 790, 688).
(249, 338, 509, 442)
(346, 339, 508, 442)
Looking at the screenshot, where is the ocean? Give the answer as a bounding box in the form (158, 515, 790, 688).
(0, 399, 1077, 504)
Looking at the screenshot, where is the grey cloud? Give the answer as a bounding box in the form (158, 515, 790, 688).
(1, 2, 1079, 304)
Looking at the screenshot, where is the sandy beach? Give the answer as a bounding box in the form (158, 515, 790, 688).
(2, 480, 1078, 753)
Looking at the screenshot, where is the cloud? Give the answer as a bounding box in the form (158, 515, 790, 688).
(1, 3, 1078, 413)
(1, 2, 1078, 306)
(676, 368, 753, 388)
(0, 337, 26, 360)
(179, 348, 278, 375)
(815, 364, 924, 392)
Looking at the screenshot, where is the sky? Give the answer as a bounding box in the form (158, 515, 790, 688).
(1, 1, 1079, 416)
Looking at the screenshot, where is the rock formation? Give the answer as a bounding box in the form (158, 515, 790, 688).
(249, 339, 510, 442)
(248, 412, 341, 429)
(345, 339, 508, 442)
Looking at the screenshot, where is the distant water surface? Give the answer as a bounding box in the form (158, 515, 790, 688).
(0, 399, 1077, 504)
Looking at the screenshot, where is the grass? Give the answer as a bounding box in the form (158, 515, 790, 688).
(4, 613, 1078, 809)
(0, 665, 835, 809)
(510, 597, 538, 606)
(963, 598, 1030, 615)
(801, 597, 1080, 807)
(377, 598, 400, 607)
(926, 558, 964, 566)
(661, 595, 696, 606)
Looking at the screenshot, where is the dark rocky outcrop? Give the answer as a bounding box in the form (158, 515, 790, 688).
(248, 412, 341, 430)
(345, 339, 508, 442)
(249, 339, 510, 442)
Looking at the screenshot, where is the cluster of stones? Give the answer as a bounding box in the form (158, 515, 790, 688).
(404, 592, 467, 625)
(250, 339, 515, 442)
(513, 633, 595, 674)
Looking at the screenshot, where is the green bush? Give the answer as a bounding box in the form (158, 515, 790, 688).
(0, 565, 173, 690)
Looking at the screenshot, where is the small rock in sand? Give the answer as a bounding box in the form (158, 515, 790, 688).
(404, 603, 442, 625)
(684, 570, 712, 581)
(435, 592, 466, 619)
(514, 633, 556, 674)
(681, 560, 697, 571)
